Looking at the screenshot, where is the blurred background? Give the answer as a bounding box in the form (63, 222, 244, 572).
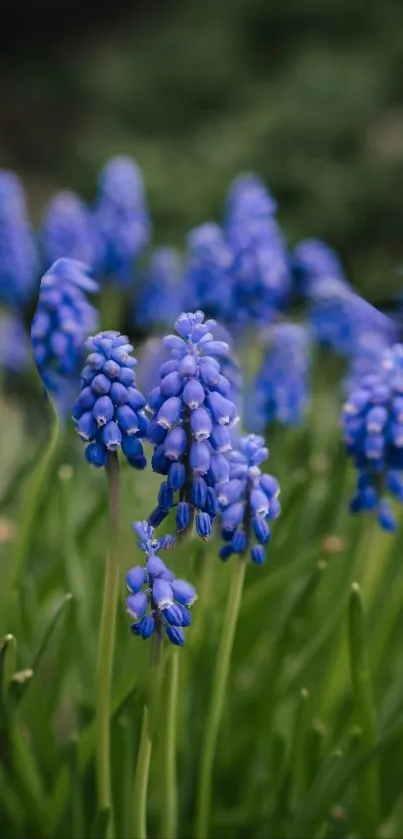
(1, 0, 403, 302)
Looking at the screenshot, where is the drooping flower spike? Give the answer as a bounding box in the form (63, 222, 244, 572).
(147, 311, 239, 538)
(250, 323, 311, 430)
(73, 331, 148, 469)
(126, 521, 197, 646)
(93, 155, 151, 286)
(0, 169, 39, 307)
(342, 343, 403, 531)
(218, 434, 281, 564)
(41, 190, 101, 270)
(31, 258, 99, 413)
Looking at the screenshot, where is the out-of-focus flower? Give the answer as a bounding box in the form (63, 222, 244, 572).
(72, 330, 148, 469)
(250, 323, 311, 429)
(31, 258, 99, 413)
(41, 190, 102, 270)
(0, 312, 30, 372)
(342, 343, 403, 531)
(183, 223, 234, 320)
(147, 311, 238, 537)
(225, 174, 292, 326)
(134, 247, 183, 331)
(217, 434, 281, 564)
(292, 238, 345, 296)
(0, 170, 38, 307)
(126, 520, 197, 646)
(93, 156, 151, 286)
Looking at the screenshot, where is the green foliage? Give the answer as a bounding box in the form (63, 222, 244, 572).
(1, 348, 403, 837)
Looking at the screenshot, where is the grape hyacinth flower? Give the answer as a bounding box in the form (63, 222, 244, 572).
(0, 169, 38, 307)
(250, 323, 311, 430)
(126, 521, 197, 646)
(31, 258, 99, 413)
(134, 247, 183, 331)
(293, 238, 345, 296)
(147, 311, 238, 537)
(183, 223, 234, 321)
(342, 343, 403, 531)
(217, 434, 281, 564)
(41, 190, 101, 270)
(73, 330, 147, 469)
(225, 174, 292, 327)
(0, 312, 30, 372)
(93, 155, 151, 286)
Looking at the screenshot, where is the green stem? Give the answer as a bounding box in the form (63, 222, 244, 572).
(348, 582, 380, 836)
(2, 402, 60, 631)
(162, 651, 179, 839)
(195, 557, 246, 839)
(95, 452, 120, 832)
(133, 706, 153, 839)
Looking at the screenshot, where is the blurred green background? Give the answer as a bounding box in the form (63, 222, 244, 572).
(1, 0, 403, 301)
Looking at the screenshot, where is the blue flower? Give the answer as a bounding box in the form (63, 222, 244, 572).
(93, 156, 151, 286)
(31, 258, 99, 413)
(250, 323, 311, 430)
(0, 169, 39, 307)
(217, 434, 281, 564)
(41, 190, 102, 270)
(342, 343, 403, 531)
(126, 520, 197, 645)
(224, 174, 292, 326)
(134, 247, 183, 331)
(147, 311, 238, 536)
(0, 312, 30, 372)
(292, 238, 345, 296)
(183, 223, 234, 321)
(72, 330, 148, 469)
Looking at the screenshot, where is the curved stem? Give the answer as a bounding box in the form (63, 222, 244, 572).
(162, 651, 179, 839)
(133, 706, 152, 839)
(2, 401, 60, 631)
(95, 452, 120, 831)
(195, 557, 246, 839)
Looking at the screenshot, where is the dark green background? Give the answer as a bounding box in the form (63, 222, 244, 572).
(1, 0, 403, 301)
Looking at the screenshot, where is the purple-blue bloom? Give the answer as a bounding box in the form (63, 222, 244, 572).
(41, 190, 102, 270)
(147, 311, 238, 537)
(342, 343, 403, 531)
(224, 174, 292, 326)
(292, 238, 345, 296)
(250, 323, 311, 430)
(134, 247, 183, 331)
(93, 155, 151, 286)
(0, 313, 30, 372)
(72, 330, 148, 469)
(217, 434, 281, 564)
(126, 520, 197, 645)
(183, 223, 234, 321)
(31, 258, 99, 413)
(0, 169, 39, 307)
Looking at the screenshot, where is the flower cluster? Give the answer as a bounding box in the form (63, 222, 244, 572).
(41, 191, 101, 271)
(93, 156, 151, 285)
(217, 434, 281, 564)
(73, 331, 147, 469)
(342, 343, 403, 531)
(126, 521, 197, 646)
(147, 311, 238, 537)
(183, 223, 234, 321)
(0, 313, 30, 373)
(31, 258, 99, 411)
(134, 247, 183, 331)
(0, 170, 38, 307)
(250, 323, 311, 429)
(292, 238, 345, 296)
(225, 174, 292, 326)
(183, 175, 291, 330)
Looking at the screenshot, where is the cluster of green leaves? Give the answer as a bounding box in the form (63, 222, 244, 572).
(3, 0, 403, 300)
(1, 348, 403, 838)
